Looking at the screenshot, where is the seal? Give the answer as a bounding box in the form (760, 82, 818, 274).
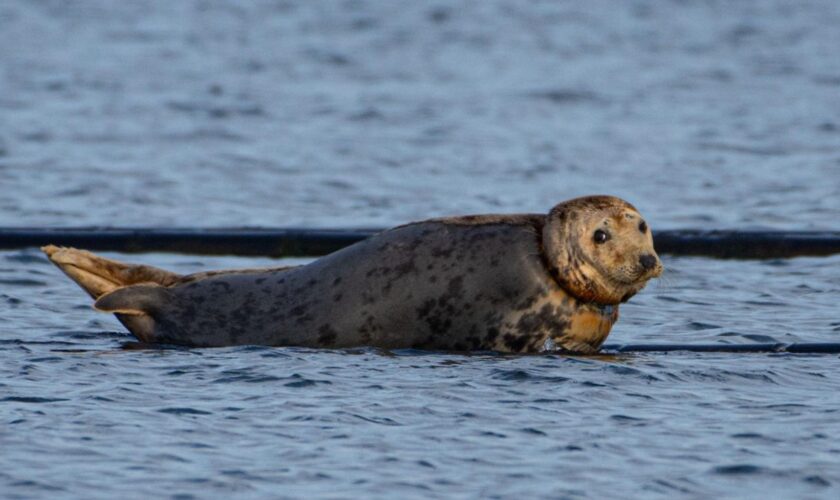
(42, 195, 662, 353)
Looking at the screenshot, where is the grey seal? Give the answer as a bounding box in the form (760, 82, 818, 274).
(43, 195, 662, 353)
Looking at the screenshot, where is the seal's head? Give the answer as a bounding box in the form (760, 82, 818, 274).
(543, 195, 662, 305)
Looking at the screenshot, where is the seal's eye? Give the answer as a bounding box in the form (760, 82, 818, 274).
(638, 221, 647, 233)
(593, 229, 610, 244)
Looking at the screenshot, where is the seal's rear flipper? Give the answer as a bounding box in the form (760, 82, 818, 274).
(95, 285, 174, 343)
(43, 246, 183, 343)
(42, 245, 181, 299)
(96, 285, 187, 344)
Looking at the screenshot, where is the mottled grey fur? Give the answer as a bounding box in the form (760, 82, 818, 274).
(47, 195, 663, 352)
(101, 219, 606, 352)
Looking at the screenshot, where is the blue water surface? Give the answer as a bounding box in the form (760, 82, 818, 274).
(1, 1, 840, 498)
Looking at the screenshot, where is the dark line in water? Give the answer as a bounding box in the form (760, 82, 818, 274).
(601, 343, 840, 354)
(42, 342, 840, 355)
(2, 227, 840, 259)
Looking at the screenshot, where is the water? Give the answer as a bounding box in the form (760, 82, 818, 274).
(2, 1, 840, 498)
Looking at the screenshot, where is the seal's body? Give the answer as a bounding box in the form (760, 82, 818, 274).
(43, 196, 662, 353)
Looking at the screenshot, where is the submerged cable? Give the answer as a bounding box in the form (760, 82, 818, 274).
(1, 227, 839, 259)
(601, 343, 840, 354)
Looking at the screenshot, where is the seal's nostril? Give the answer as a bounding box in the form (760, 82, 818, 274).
(639, 254, 657, 271)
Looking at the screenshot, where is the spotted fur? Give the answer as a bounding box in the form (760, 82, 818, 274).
(44, 196, 661, 353)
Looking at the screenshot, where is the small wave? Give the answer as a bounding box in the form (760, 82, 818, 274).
(679, 369, 780, 384)
(258, 349, 293, 358)
(212, 373, 282, 384)
(803, 475, 831, 487)
(8, 480, 65, 492)
(532, 398, 570, 403)
(4, 252, 48, 264)
(490, 368, 569, 383)
(60, 330, 129, 340)
(340, 412, 401, 426)
(526, 89, 604, 105)
(3, 294, 22, 305)
(0, 278, 47, 286)
(687, 321, 720, 331)
(520, 427, 547, 436)
(2, 396, 69, 403)
(230, 345, 274, 353)
(158, 407, 212, 416)
(26, 356, 63, 363)
(579, 380, 608, 387)
(711, 464, 767, 475)
(285, 378, 324, 388)
(761, 403, 810, 410)
(604, 364, 661, 381)
(730, 432, 765, 439)
(610, 414, 646, 422)
(87, 396, 115, 402)
(696, 142, 788, 157)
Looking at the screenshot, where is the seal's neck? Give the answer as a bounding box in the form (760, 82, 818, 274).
(537, 218, 623, 305)
(547, 300, 619, 354)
